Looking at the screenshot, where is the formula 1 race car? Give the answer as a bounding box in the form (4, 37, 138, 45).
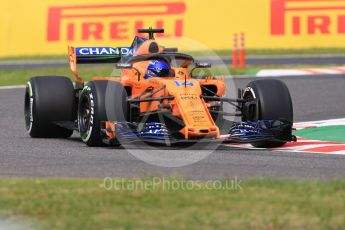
(24, 28, 295, 148)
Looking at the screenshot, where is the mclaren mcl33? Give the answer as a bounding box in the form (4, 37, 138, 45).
(25, 28, 295, 147)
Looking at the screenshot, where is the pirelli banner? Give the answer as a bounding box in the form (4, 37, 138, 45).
(1, 0, 345, 57)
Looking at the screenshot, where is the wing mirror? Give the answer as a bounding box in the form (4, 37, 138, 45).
(190, 62, 212, 78)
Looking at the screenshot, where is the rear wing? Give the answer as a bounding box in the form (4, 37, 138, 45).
(75, 47, 121, 64)
(68, 46, 135, 64)
(68, 46, 133, 87)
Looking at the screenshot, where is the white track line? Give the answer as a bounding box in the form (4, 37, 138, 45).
(294, 118, 345, 128)
(0, 85, 26, 89)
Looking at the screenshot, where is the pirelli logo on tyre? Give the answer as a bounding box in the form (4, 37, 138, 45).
(271, 0, 345, 35)
(47, 2, 186, 42)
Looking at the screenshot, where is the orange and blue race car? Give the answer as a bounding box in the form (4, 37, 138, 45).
(24, 28, 295, 147)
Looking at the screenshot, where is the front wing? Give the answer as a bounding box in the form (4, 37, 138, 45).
(101, 120, 296, 146)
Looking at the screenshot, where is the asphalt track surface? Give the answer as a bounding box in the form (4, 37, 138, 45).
(1, 54, 345, 69)
(1, 75, 345, 180)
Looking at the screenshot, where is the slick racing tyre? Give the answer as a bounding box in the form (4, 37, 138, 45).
(78, 80, 128, 147)
(243, 79, 293, 148)
(25, 76, 75, 138)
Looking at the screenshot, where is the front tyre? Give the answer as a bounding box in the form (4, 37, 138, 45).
(243, 79, 293, 148)
(24, 76, 75, 138)
(78, 80, 128, 147)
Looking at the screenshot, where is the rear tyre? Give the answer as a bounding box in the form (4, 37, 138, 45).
(78, 80, 128, 147)
(24, 76, 75, 138)
(243, 79, 293, 148)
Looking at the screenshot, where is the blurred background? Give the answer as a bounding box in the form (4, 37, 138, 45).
(2, 0, 345, 56)
(2, 0, 345, 84)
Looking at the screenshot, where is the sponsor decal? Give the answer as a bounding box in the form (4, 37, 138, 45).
(29, 98, 34, 123)
(75, 47, 133, 56)
(174, 80, 194, 87)
(116, 63, 132, 68)
(120, 47, 133, 56)
(179, 92, 199, 100)
(28, 97, 34, 133)
(76, 47, 119, 55)
(89, 93, 94, 126)
(26, 82, 34, 133)
(180, 95, 198, 100)
(47, 2, 185, 42)
(192, 115, 205, 121)
(271, 0, 345, 35)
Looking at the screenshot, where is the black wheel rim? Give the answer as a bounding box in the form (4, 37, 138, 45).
(242, 89, 257, 121)
(79, 95, 91, 132)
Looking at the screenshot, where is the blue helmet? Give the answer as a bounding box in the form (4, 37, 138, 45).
(145, 60, 170, 79)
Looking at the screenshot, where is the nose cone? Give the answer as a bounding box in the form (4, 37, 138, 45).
(164, 79, 219, 139)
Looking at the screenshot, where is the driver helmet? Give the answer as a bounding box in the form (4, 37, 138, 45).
(145, 60, 170, 79)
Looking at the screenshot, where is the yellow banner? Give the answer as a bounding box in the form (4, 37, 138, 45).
(1, 0, 345, 57)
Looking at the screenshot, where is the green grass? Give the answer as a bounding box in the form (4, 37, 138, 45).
(0, 178, 344, 230)
(0, 64, 333, 86)
(294, 126, 345, 143)
(0, 47, 342, 86)
(2, 47, 345, 61)
(0, 55, 67, 61)
(0, 65, 121, 86)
